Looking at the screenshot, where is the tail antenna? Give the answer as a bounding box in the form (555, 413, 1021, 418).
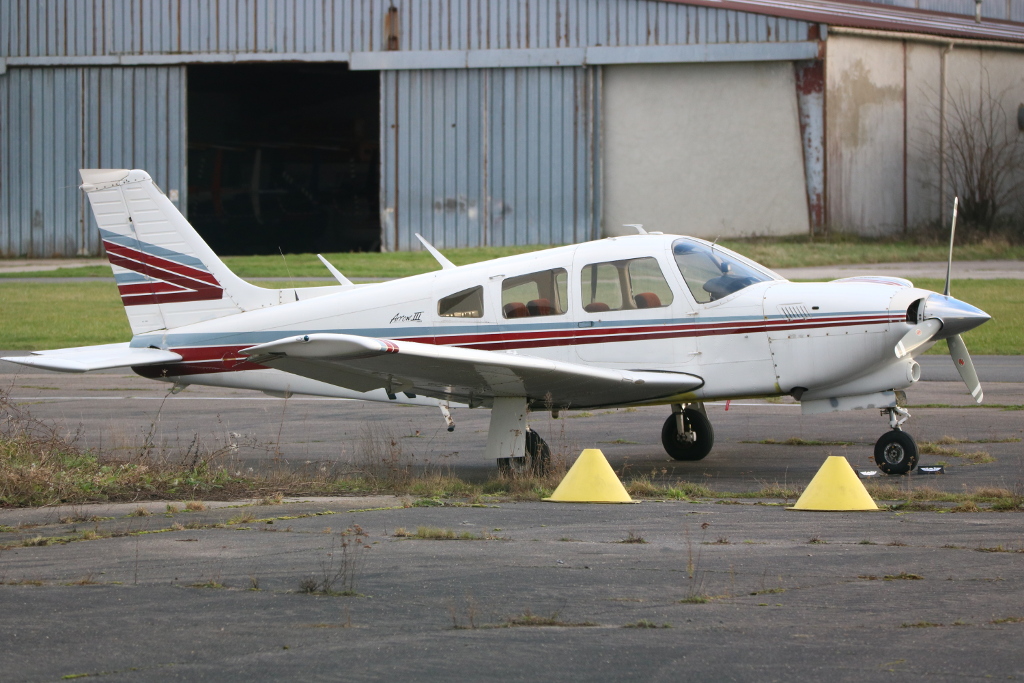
(944, 197, 959, 297)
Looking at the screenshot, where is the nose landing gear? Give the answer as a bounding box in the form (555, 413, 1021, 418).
(874, 406, 918, 474)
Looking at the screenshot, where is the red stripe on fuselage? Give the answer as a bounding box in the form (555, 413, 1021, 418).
(415, 314, 899, 350)
(137, 314, 902, 378)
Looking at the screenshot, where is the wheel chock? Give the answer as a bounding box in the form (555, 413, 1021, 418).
(543, 449, 636, 504)
(789, 455, 879, 511)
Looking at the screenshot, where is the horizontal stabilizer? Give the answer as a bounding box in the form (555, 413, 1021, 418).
(1, 343, 182, 373)
(242, 333, 704, 410)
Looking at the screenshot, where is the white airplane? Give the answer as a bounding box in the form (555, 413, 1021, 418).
(3, 170, 991, 476)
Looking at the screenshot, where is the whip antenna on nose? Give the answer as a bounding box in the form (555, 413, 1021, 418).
(944, 197, 958, 297)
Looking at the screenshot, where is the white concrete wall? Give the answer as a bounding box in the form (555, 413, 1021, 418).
(905, 41, 942, 229)
(602, 62, 810, 239)
(828, 34, 1024, 234)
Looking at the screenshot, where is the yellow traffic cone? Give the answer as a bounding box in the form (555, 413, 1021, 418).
(789, 455, 879, 511)
(543, 449, 635, 504)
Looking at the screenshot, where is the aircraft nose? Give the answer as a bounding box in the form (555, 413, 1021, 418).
(923, 293, 991, 338)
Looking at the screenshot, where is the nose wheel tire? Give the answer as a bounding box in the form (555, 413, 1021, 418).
(874, 430, 919, 475)
(662, 409, 715, 461)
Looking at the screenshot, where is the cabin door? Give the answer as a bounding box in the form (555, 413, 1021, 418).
(573, 251, 697, 368)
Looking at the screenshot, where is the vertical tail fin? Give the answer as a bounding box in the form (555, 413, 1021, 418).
(81, 169, 280, 335)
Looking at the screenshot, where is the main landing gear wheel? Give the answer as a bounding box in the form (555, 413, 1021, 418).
(525, 428, 551, 475)
(499, 428, 551, 477)
(874, 430, 919, 475)
(662, 407, 715, 461)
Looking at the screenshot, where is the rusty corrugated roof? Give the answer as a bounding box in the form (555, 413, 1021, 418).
(668, 0, 1024, 43)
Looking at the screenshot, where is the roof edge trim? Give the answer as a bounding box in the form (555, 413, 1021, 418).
(828, 26, 1024, 52)
(664, 0, 1024, 44)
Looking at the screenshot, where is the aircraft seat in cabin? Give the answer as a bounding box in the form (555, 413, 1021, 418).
(527, 298, 554, 316)
(634, 292, 661, 309)
(503, 302, 529, 318)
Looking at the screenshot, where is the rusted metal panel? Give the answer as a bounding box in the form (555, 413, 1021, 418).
(381, 66, 599, 251)
(795, 59, 825, 231)
(0, 65, 186, 257)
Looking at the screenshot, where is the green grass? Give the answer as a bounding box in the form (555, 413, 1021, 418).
(4, 236, 1023, 280)
(500, 610, 598, 628)
(0, 265, 113, 279)
(0, 246, 551, 280)
(0, 281, 131, 349)
(718, 236, 1024, 269)
(225, 246, 550, 279)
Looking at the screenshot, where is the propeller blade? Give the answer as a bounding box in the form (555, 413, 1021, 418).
(948, 334, 983, 403)
(895, 319, 942, 358)
(944, 197, 958, 297)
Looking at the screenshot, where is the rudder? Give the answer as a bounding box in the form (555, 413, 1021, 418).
(81, 169, 280, 335)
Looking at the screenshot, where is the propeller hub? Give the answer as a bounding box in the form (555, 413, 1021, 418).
(923, 294, 990, 339)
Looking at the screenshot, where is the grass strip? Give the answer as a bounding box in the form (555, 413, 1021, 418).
(4, 236, 1022, 280)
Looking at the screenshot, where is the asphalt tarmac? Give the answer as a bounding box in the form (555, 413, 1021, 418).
(1, 354, 1021, 491)
(1, 356, 1022, 681)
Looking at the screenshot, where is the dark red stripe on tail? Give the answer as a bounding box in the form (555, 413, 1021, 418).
(104, 240, 223, 306)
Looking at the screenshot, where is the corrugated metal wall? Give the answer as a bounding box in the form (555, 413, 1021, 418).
(381, 0, 811, 49)
(0, 66, 185, 257)
(0, 0, 817, 256)
(381, 66, 599, 250)
(0, 68, 81, 257)
(0, 0, 811, 57)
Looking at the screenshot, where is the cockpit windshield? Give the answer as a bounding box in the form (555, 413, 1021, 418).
(671, 238, 773, 303)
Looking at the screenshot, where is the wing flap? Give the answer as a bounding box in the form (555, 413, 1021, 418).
(241, 333, 703, 409)
(1, 343, 182, 373)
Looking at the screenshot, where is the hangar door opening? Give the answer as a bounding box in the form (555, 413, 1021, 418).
(188, 64, 380, 255)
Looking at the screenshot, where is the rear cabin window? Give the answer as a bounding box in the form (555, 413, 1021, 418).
(580, 257, 673, 313)
(502, 269, 568, 319)
(438, 286, 484, 318)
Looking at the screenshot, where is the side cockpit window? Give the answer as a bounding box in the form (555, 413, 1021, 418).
(502, 269, 568, 319)
(580, 257, 673, 313)
(672, 238, 771, 303)
(438, 286, 484, 318)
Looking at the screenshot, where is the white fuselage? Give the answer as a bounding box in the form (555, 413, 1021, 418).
(127, 235, 932, 408)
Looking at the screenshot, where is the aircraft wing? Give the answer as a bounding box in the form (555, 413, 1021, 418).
(241, 333, 703, 410)
(1, 343, 183, 373)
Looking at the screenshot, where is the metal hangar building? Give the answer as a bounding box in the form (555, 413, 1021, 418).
(2, 0, 1023, 257)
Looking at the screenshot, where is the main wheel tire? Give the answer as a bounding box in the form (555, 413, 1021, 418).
(661, 409, 715, 461)
(874, 430, 919, 475)
(525, 428, 551, 475)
